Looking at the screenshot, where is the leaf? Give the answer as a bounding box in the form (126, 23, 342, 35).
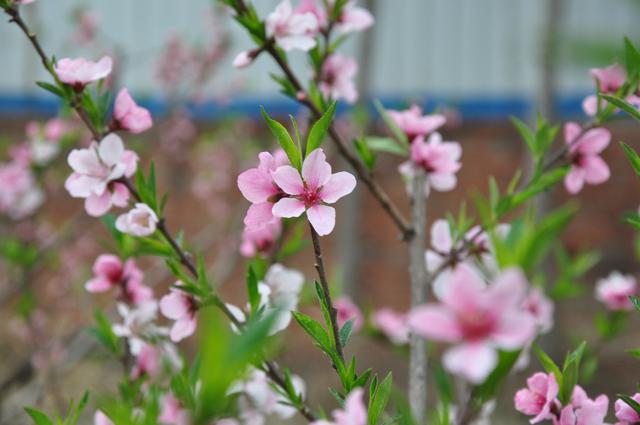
(353, 137, 377, 170)
(533, 345, 562, 386)
(24, 408, 53, 425)
(624, 37, 640, 77)
(368, 373, 393, 425)
(246, 265, 260, 314)
(601, 94, 640, 122)
(36, 81, 64, 98)
(511, 117, 537, 156)
(373, 99, 409, 147)
(306, 101, 337, 156)
(618, 394, 640, 415)
(621, 142, 640, 177)
(87, 310, 120, 354)
(260, 106, 302, 170)
(365, 136, 408, 156)
(339, 318, 355, 347)
(560, 341, 586, 405)
(291, 311, 332, 352)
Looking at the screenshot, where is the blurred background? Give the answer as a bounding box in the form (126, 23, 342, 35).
(1, 0, 640, 424)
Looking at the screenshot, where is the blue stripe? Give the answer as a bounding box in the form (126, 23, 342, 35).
(0, 92, 591, 121)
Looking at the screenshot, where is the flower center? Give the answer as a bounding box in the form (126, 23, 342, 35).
(458, 310, 495, 341)
(301, 188, 321, 207)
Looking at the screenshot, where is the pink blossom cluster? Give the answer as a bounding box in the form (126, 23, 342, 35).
(390, 105, 462, 193)
(234, 0, 372, 103)
(595, 271, 638, 311)
(582, 64, 640, 117)
(563, 122, 611, 194)
(515, 373, 612, 425)
(408, 264, 544, 383)
(0, 159, 44, 220)
(238, 148, 356, 237)
(311, 388, 367, 425)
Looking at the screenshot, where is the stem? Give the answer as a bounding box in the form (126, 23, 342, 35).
(258, 29, 412, 238)
(408, 166, 428, 422)
(309, 223, 344, 362)
(4, 7, 317, 421)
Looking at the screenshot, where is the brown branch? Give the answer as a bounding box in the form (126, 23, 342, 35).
(4, 7, 316, 422)
(309, 223, 344, 361)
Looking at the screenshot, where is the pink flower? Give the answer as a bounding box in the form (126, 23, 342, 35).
(160, 284, 198, 342)
(65, 133, 138, 217)
(319, 54, 358, 103)
(582, 64, 626, 116)
(233, 50, 254, 68)
(266, 0, 319, 51)
(113, 88, 153, 134)
(240, 219, 282, 257)
(373, 308, 409, 344)
(54, 56, 113, 90)
(595, 272, 637, 311)
(334, 1, 374, 36)
(558, 387, 609, 425)
(115, 203, 159, 237)
(271, 148, 356, 236)
(85, 255, 152, 304)
(312, 388, 367, 425)
(335, 296, 363, 332)
(514, 372, 559, 423)
(563, 122, 611, 194)
(387, 105, 446, 141)
(0, 161, 43, 219)
(94, 411, 114, 425)
(237, 150, 289, 230)
(159, 393, 190, 425)
(522, 287, 554, 334)
(408, 265, 536, 383)
(615, 393, 640, 425)
(131, 343, 161, 379)
(399, 132, 462, 193)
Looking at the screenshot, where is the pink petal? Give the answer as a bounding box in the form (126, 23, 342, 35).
(320, 171, 356, 203)
(408, 305, 461, 342)
(582, 95, 598, 117)
(443, 343, 497, 383)
(160, 291, 190, 320)
(578, 128, 610, 154)
(170, 316, 197, 342)
(98, 134, 124, 166)
(272, 197, 306, 218)
(431, 219, 453, 252)
(272, 165, 305, 195)
(85, 278, 113, 293)
(85, 191, 113, 217)
(582, 155, 610, 185)
(301, 148, 332, 190)
(492, 311, 536, 350)
(237, 168, 276, 203)
(306, 204, 336, 236)
(244, 202, 278, 229)
(441, 264, 486, 313)
(429, 173, 457, 192)
(564, 122, 582, 146)
(487, 267, 528, 310)
(93, 254, 123, 278)
(564, 167, 585, 194)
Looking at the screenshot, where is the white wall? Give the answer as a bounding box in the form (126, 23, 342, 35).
(0, 0, 638, 99)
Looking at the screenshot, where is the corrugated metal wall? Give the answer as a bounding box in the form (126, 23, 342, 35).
(0, 0, 638, 99)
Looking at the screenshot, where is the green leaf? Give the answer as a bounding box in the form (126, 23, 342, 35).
(353, 137, 376, 170)
(560, 341, 587, 405)
(36, 81, 64, 98)
(306, 101, 337, 156)
(365, 136, 408, 156)
(511, 117, 538, 156)
(260, 106, 302, 170)
(315, 281, 335, 342)
(624, 37, 640, 77)
(246, 265, 260, 314)
(621, 142, 640, 177)
(601, 94, 640, 122)
(368, 373, 393, 425)
(339, 318, 355, 347)
(373, 99, 409, 147)
(87, 309, 120, 354)
(291, 311, 332, 352)
(619, 394, 640, 415)
(533, 344, 562, 385)
(24, 408, 54, 425)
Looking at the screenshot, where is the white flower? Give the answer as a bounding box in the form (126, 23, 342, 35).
(116, 203, 159, 237)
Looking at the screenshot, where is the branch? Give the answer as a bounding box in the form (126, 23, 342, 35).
(309, 224, 344, 361)
(4, 7, 316, 422)
(407, 167, 428, 422)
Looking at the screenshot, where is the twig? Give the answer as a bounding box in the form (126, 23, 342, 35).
(408, 166, 428, 422)
(4, 7, 316, 422)
(309, 223, 344, 361)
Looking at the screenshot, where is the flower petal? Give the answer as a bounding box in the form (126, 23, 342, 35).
(320, 171, 356, 203)
(443, 343, 497, 384)
(302, 148, 332, 190)
(272, 165, 305, 195)
(306, 204, 336, 236)
(408, 304, 461, 342)
(272, 198, 306, 218)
